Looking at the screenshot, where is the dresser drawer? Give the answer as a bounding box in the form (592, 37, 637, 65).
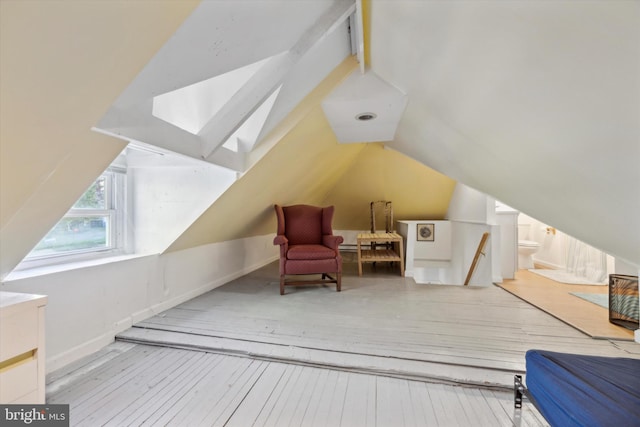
(0, 292, 47, 404)
(0, 306, 38, 361)
(0, 358, 38, 403)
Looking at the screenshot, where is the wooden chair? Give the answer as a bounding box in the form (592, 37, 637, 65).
(370, 200, 393, 233)
(370, 201, 394, 252)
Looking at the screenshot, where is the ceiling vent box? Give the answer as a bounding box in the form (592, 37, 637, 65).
(322, 70, 407, 144)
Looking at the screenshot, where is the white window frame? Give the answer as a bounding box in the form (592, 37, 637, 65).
(18, 167, 128, 269)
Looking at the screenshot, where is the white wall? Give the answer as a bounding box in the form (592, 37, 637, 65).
(400, 182, 502, 285)
(447, 183, 495, 224)
(450, 221, 495, 286)
(445, 183, 499, 284)
(0, 235, 278, 372)
(127, 147, 237, 254)
(398, 220, 494, 286)
(397, 220, 452, 284)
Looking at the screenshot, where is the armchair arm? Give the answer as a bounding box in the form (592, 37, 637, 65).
(274, 235, 289, 258)
(273, 235, 288, 246)
(323, 235, 344, 252)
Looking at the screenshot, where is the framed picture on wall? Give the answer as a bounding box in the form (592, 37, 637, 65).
(417, 223, 435, 241)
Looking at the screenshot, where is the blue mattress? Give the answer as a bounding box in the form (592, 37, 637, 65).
(525, 349, 640, 427)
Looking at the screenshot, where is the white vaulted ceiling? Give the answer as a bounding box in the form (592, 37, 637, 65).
(96, 0, 355, 170)
(369, 1, 639, 266)
(94, 0, 639, 265)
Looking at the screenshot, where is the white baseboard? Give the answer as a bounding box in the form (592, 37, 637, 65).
(131, 254, 278, 325)
(47, 332, 115, 374)
(47, 252, 279, 373)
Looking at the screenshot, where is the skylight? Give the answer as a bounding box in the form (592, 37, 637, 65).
(151, 56, 275, 135)
(222, 85, 282, 152)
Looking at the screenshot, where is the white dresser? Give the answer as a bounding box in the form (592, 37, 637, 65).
(0, 291, 47, 404)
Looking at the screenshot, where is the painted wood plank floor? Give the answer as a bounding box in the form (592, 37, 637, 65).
(121, 260, 639, 388)
(48, 260, 640, 426)
(47, 342, 548, 427)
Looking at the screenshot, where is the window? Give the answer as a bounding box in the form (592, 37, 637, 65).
(24, 168, 127, 264)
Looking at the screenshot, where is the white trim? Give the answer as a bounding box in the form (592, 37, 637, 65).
(47, 332, 116, 374)
(130, 254, 279, 325)
(17, 169, 128, 271)
(46, 252, 280, 372)
(34, 238, 279, 373)
(3, 254, 149, 283)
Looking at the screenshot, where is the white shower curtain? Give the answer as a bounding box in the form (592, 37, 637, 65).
(565, 236, 608, 283)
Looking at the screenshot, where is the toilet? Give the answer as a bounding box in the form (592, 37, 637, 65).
(518, 223, 540, 269)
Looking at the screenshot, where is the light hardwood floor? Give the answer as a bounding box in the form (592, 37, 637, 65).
(47, 260, 639, 426)
(498, 269, 634, 340)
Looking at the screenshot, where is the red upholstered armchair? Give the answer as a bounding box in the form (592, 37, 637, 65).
(273, 204, 343, 295)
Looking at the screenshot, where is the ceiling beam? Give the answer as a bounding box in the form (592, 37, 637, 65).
(95, 0, 354, 172)
(95, 102, 245, 171)
(200, 0, 356, 161)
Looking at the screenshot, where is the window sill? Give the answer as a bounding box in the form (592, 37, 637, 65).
(3, 253, 151, 283)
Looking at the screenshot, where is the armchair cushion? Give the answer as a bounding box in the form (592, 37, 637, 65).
(287, 244, 338, 260)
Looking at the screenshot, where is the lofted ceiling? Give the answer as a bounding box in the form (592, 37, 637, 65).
(370, 1, 639, 266)
(1, 0, 638, 280)
(95, 0, 356, 171)
(100, 0, 639, 265)
(168, 57, 456, 252)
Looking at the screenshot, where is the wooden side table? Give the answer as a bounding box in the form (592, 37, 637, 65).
(356, 232, 405, 276)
